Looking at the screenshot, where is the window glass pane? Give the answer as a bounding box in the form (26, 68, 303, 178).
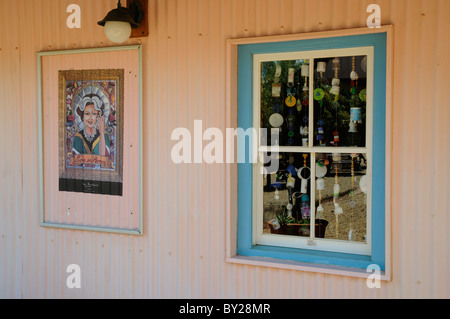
(262, 152, 312, 237)
(314, 153, 368, 242)
(313, 56, 367, 147)
(260, 60, 310, 147)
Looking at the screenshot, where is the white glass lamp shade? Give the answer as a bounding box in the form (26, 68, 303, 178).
(104, 21, 132, 44)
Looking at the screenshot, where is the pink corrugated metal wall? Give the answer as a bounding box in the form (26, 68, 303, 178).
(0, 0, 448, 298)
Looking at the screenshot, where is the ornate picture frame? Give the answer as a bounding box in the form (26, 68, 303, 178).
(58, 68, 125, 196)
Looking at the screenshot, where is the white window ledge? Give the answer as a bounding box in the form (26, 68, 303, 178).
(227, 255, 391, 281)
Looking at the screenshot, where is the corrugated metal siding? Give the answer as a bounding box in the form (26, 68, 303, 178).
(0, 0, 23, 299)
(0, 0, 448, 298)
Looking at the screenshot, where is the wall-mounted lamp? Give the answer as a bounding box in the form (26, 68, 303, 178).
(98, 0, 148, 44)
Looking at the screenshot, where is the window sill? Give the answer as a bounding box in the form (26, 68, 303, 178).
(229, 245, 390, 281)
(227, 254, 390, 281)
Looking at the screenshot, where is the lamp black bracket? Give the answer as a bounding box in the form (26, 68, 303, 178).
(128, 1, 144, 28)
(127, 0, 148, 38)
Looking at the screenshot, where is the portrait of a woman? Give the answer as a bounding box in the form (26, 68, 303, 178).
(72, 94, 110, 157)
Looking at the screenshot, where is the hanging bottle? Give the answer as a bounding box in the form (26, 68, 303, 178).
(314, 61, 327, 146)
(286, 109, 296, 146)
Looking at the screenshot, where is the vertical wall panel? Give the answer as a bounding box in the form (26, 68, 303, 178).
(0, 0, 23, 299)
(0, 0, 448, 299)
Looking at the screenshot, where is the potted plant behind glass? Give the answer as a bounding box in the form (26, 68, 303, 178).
(268, 205, 292, 235)
(268, 206, 329, 237)
(297, 218, 329, 238)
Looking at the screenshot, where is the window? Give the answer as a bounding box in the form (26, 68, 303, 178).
(228, 28, 392, 278)
(255, 47, 373, 256)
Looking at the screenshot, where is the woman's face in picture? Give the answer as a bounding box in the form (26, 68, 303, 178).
(83, 104, 99, 129)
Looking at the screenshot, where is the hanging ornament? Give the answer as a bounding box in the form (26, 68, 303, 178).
(316, 159, 328, 177)
(359, 88, 367, 102)
(285, 68, 297, 146)
(330, 79, 340, 96)
(286, 203, 293, 218)
(329, 58, 340, 96)
(299, 157, 312, 219)
(272, 101, 281, 114)
(350, 106, 361, 123)
(359, 171, 368, 243)
(333, 130, 340, 145)
(301, 64, 309, 78)
(314, 61, 326, 100)
(316, 61, 328, 87)
(285, 88, 297, 107)
(317, 61, 326, 74)
(269, 113, 284, 128)
(271, 171, 283, 196)
(295, 62, 309, 146)
(361, 56, 367, 73)
(332, 153, 343, 238)
(287, 67, 295, 88)
(316, 94, 325, 146)
(285, 94, 297, 107)
(296, 95, 302, 112)
(328, 58, 340, 146)
(316, 119, 325, 146)
(302, 85, 309, 107)
(315, 159, 328, 218)
(349, 56, 361, 134)
(298, 154, 311, 194)
(286, 111, 296, 129)
(348, 153, 358, 240)
(348, 114, 358, 133)
(270, 65, 283, 146)
(350, 56, 359, 84)
(314, 64, 326, 146)
(274, 188, 280, 200)
(314, 88, 325, 101)
(348, 226, 353, 241)
(300, 124, 308, 146)
(300, 194, 310, 219)
(286, 109, 296, 146)
(272, 83, 281, 98)
(301, 63, 310, 108)
(300, 85, 309, 146)
(272, 63, 282, 97)
(269, 109, 283, 146)
(286, 173, 295, 199)
(286, 162, 298, 204)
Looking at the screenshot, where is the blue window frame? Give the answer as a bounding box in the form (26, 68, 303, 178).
(236, 32, 387, 271)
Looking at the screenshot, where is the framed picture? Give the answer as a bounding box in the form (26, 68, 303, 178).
(37, 45, 143, 235)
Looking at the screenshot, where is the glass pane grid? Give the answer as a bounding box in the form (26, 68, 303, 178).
(258, 52, 370, 249)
